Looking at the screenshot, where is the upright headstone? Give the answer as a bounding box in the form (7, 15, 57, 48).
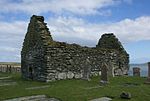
(0, 65, 2, 72)
(100, 62, 108, 84)
(6, 65, 9, 72)
(148, 62, 150, 78)
(82, 58, 91, 81)
(145, 62, 150, 84)
(133, 67, 140, 76)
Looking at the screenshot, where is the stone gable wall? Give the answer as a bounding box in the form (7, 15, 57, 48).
(21, 15, 52, 81)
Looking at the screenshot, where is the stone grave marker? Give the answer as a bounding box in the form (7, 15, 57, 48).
(100, 62, 108, 84)
(145, 62, 150, 84)
(133, 67, 140, 76)
(82, 58, 91, 81)
(148, 62, 150, 79)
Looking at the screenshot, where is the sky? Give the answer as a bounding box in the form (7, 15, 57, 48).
(0, 0, 150, 64)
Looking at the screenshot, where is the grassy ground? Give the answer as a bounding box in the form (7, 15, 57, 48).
(0, 73, 150, 101)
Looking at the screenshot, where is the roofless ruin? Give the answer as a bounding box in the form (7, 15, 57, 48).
(21, 15, 129, 82)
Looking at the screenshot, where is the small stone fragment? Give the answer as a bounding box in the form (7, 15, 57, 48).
(120, 92, 131, 99)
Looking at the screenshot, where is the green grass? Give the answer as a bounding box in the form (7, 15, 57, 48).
(0, 73, 150, 101)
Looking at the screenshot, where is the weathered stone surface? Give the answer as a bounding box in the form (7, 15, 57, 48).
(90, 97, 112, 101)
(21, 15, 129, 82)
(120, 92, 131, 99)
(145, 62, 150, 84)
(114, 69, 122, 76)
(97, 33, 126, 52)
(148, 62, 150, 77)
(67, 71, 74, 79)
(0, 64, 21, 73)
(100, 62, 109, 84)
(58, 73, 66, 80)
(4, 95, 61, 101)
(97, 33, 129, 76)
(82, 58, 91, 81)
(75, 73, 83, 79)
(133, 67, 140, 76)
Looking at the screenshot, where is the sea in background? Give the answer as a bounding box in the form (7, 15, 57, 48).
(129, 63, 148, 77)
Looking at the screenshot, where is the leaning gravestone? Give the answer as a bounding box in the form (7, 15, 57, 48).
(100, 62, 108, 84)
(133, 67, 140, 77)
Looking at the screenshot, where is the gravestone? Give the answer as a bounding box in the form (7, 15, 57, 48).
(133, 67, 140, 76)
(145, 62, 150, 84)
(82, 58, 91, 81)
(100, 62, 108, 84)
(148, 62, 150, 79)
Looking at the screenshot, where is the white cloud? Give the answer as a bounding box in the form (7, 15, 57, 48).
(0, 20, 27, 62)
(0, 47, 20, 52)
(123, 0, 133, 4)
(0, 20, 27, 51)
(0, 21, 27, 35)
(0, 15, 149, 62)
(47, 16, 150, 44)
(0, 0, 122, 15)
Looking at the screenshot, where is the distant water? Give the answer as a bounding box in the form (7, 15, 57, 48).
(129, 63, 148, 77)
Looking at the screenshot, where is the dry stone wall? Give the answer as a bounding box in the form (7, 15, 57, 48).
(0, 65, 21, 73)
(45, 42, 121, 81)
(21, 15, 129, 82)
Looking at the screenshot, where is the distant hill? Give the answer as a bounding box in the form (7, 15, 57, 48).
(130, 63, 148, 66)
(0, 62, 21, 66)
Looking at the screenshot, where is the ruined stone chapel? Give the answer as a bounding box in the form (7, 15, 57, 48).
(21, 15, 129, 82)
